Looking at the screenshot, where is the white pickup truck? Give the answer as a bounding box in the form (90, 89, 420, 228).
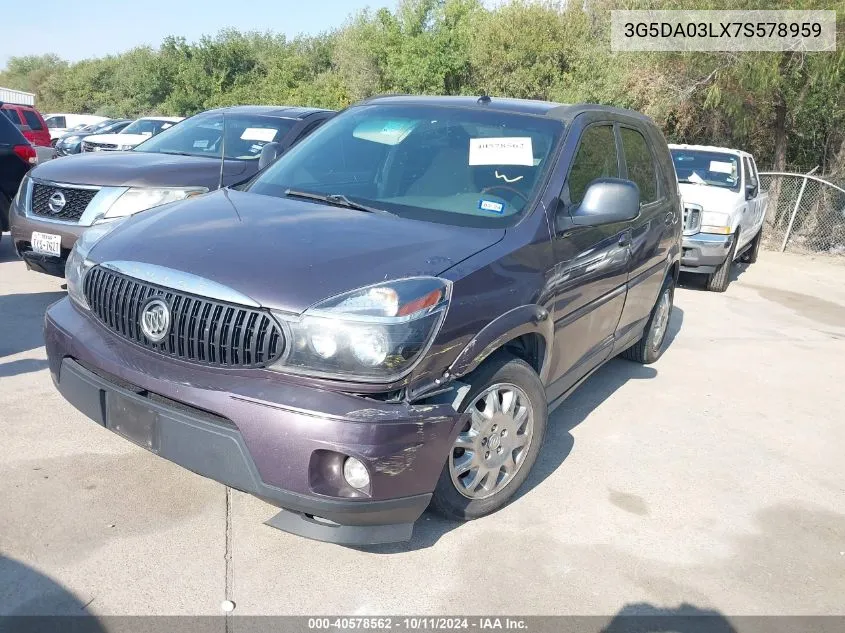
(670, 144, 768, 292)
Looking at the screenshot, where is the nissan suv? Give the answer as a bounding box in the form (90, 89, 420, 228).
(10, 105, 334, 276)
(44, 96, 681, 545)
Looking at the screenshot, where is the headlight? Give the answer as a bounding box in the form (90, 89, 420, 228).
(700, 211, 732, 235)
(271, 277, 451, 382)
(63, 135, 80, 144)
(13, 174, 30, 215)
(66, 219, 127, 309)
(118, 144, 135, 150)
(100, 187, 207, 220)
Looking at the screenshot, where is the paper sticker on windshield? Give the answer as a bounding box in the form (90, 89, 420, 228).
(193, 140, 209, 148)
(241, 128, 277, 142)
(353, 119, 419, 145)
(709, 161, 734, 174)
(478, 199, 505, 214)
(469, 137, 533, 166)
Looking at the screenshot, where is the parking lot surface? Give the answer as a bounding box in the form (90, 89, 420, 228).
(1, 234, 843, 617)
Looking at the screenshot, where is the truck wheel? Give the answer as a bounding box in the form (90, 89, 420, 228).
(706, 233, 737, 293)
(621, 274, 675, 364)
(432, 352, 547, 521)
(741, 227, 762, 264)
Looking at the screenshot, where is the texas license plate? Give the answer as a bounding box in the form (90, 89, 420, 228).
(31, 232, 62, 257)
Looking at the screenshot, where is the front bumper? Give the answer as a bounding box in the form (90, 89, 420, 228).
(45, 298, 466, 545)
(9, 196, 84, 277)
(681, 232, 734, 274)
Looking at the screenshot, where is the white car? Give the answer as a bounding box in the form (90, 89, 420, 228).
(44, 113, 109, 143)
(670, 144, 768, 292)
(81, 116, 184, 153)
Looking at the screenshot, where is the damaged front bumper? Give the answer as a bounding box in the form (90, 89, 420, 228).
(45, 297, 466, 545)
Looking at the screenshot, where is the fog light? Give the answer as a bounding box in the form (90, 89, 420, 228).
(343, 457, 370, 490)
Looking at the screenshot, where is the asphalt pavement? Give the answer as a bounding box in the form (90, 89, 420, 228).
(1, 234, 843, 617)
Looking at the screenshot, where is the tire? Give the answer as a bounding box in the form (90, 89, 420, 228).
(706, 232, 738, 292)
(431, 352, 547, 521)
(0, 192, 10, 233)
(621, 273, 675, 364)
(741, 227, 762, 264)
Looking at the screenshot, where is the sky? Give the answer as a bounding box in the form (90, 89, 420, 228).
(1, 0, 396, 67)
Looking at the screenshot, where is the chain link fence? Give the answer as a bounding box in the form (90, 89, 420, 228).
(759, 172, 845, 256)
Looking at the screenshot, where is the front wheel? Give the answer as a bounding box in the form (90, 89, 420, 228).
(431, 352, 547, 521)
(706, 232, 738, 292)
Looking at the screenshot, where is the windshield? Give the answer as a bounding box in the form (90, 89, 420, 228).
(122, 118, 177, 138)
(135, 112, 296, 160)
(671, 149, 740, 191)
(246, 104, 563, 228)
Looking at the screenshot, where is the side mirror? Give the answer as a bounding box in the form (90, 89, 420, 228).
(258, 142, 283, 170)
(569, 178, 640, 227)
(745, 183, 758, 200)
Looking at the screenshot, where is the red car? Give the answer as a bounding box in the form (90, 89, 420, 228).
(1, 102, 51, 147)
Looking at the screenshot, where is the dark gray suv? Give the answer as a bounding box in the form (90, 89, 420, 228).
(44, 96, 681, 545)
(10, 105, 334, 276)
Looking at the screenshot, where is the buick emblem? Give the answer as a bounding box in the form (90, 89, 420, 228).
(48, 191, 66, 214)
(140, 298, 171, 343)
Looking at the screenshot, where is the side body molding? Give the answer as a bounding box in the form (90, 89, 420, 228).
(447, 304, 554, 385)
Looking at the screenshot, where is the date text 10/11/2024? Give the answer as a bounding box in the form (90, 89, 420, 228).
(307, 617, 529, 631)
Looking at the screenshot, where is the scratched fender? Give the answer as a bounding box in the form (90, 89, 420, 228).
(447, 304, 554, 384)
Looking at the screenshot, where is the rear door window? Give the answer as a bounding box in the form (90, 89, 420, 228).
(22, 109, 44, 130)
(742, 157, 753, 188)
(567, 124, 618, 205)
(45, 115, 66, 128)
(620, 127, 658, 203)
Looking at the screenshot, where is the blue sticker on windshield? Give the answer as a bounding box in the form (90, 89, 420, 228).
(478, 199, 504, 214)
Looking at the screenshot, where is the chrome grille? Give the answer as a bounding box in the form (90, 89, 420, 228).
(83, 266, 284, 368)
(31, 183, 98, 221)
(82, 141, 117, 152)
(683, 203, 702, 236)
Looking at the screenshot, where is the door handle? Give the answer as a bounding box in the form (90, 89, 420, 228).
(618, 230, 632, 247)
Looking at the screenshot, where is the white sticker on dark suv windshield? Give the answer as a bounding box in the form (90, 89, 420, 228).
(478, 199, 505, 214)
(469, 137, 533, 166)
(241, 128, 277, 142)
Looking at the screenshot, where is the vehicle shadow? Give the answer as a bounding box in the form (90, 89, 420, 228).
(0, 555, 106, 630)
(364, 307, 684, 553)
(679, 262, 748, 290)
(0, 358, 50, 378)
(0, 292, 65, 359)
(601, 602, 737, 633)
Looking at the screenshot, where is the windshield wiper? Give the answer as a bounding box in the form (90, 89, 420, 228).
(158, 150, 197, 157)
(678, 178, 706, 185)
(284, 189, 394, 216)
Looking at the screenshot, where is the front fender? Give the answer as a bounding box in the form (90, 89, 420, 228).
(447, 304, 553, 384)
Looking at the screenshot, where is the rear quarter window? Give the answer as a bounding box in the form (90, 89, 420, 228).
(2, 108, 22, 125)
(0, 112, 27, 143)
(22, 110, 44, 131)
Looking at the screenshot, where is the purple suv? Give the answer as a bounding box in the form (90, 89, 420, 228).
(44, 96, 682, 544)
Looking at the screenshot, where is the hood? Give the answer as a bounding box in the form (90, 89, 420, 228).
(31, 151, 248, 189)
(90, 189, 505, 313)
(85, 133, 149, 146)
(678, 182, 741, 212)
